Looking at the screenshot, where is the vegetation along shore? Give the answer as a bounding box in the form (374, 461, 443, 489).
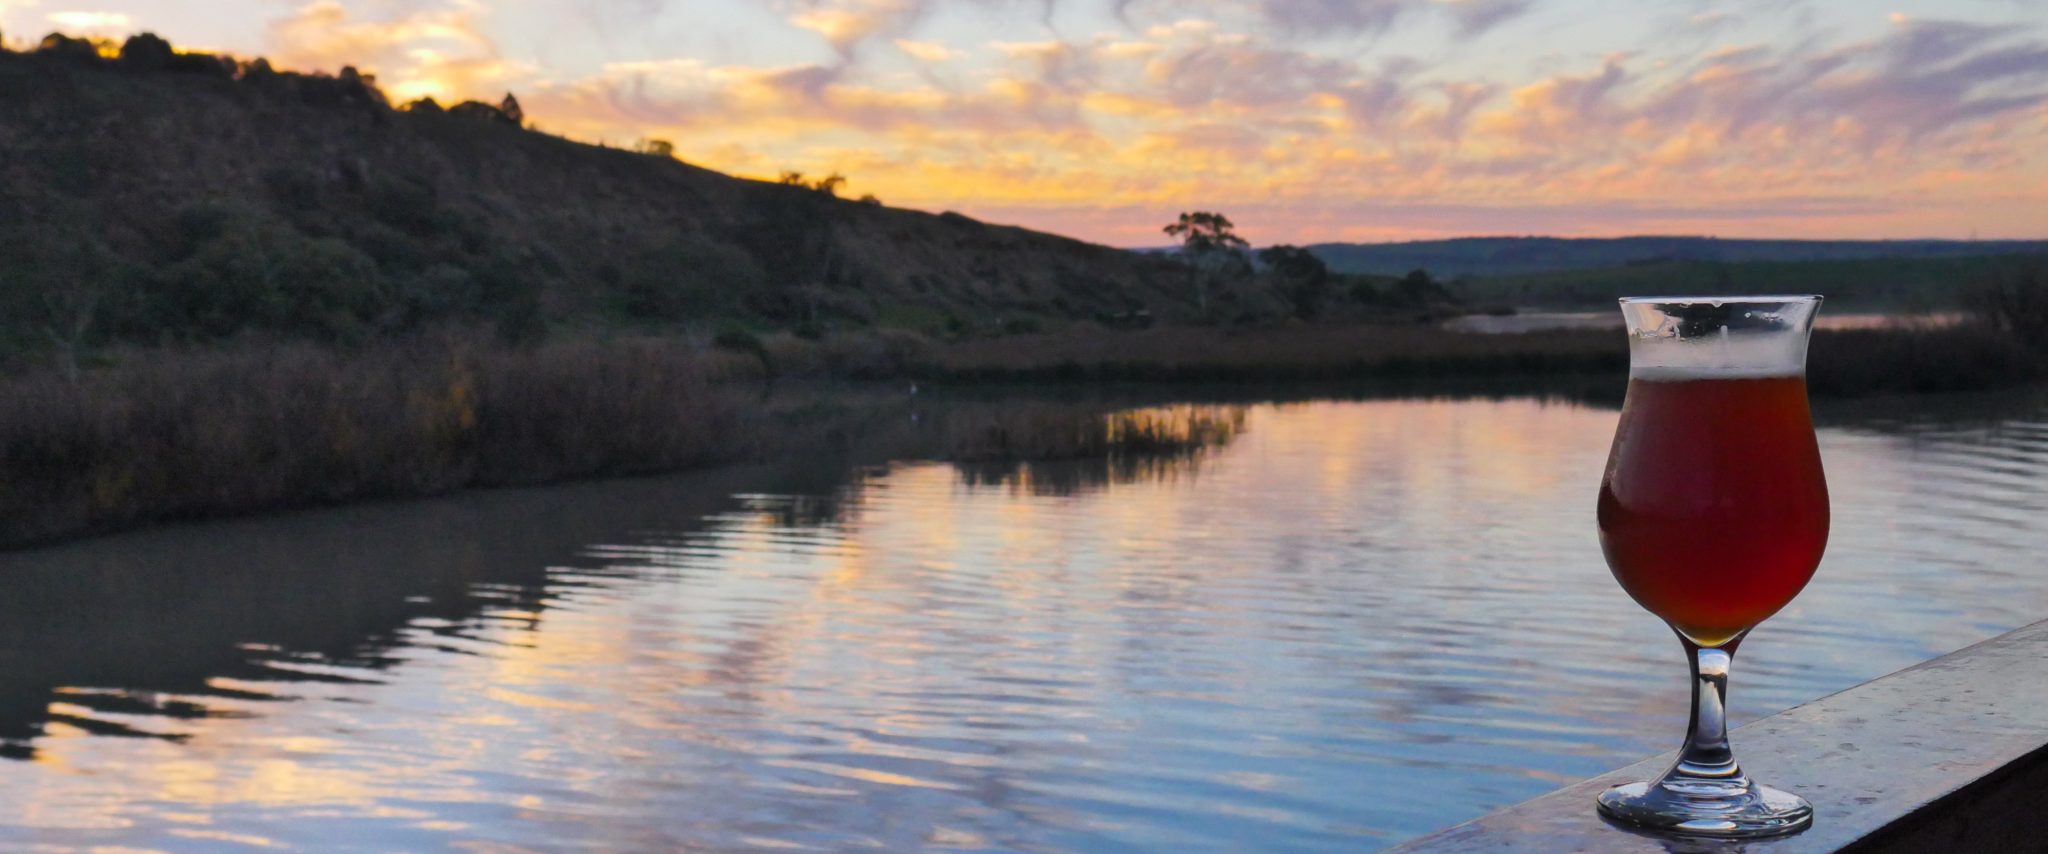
(3, 32, 2046, 548)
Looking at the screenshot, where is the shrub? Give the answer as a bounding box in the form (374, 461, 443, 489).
(262, 166, 322, 211)
(146, 217, 395, 342)
(617, 235, 768, 323)
(493, 296, 549, 348)
(711, 327, 769, 362)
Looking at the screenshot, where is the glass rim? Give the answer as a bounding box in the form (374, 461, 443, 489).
(1616, 294, 1823, 305)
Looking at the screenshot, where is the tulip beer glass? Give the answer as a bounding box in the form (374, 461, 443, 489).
(1594, 296, 1827, 837)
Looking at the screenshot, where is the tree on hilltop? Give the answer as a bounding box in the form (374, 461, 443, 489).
(117, 32, 173, 70)
(1164, 211, 1250, 314)
(777, 171, 848, 196)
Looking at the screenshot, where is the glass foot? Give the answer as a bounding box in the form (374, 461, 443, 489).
(1597, 777, 1812, 839)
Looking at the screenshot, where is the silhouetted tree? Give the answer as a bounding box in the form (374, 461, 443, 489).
(1258, 244, 1331, 319)
(37, 33, 102, 63)
(634, 138, 676, 158)
(857, 193, 882, 206)
(117, 32, 173, 70)
(1164, 211, 1250, 314)
(335, 66, 387, 107)
(1397, 268, 1438, 300)
(499, 93, 524, 126)
(777, 171, 847, 196)
(403, 97, 445, 114)
(450, 99, 518, 125)
(1165, 211, 1247, 255)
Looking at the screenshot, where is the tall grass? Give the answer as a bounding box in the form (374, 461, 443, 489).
(932, 323, 1628, 383)
(0, 337, 1256, 548)
(944, 403, 1248, 497)
(0, 337, 762, 546)
(6, 309, 2043, 549)
(925, 320, 2047, 396)
(940, 402, 1247, 461)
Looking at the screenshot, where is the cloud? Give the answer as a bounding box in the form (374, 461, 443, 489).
(776, 0, 1056, 57)
(1254, 0, 1408, 36)
(1143, 38, 1357, 107)
(1438, 0, 1531, 38)
(893, 39, 958, 61)
(1248, 0, 1531, 38)
(231, 1, 2045, 243)
(45, 9, 129, 33)
(266, 0, 531, 102)
(785, 0, 921, 56)
(1628, 18, 2048, 156)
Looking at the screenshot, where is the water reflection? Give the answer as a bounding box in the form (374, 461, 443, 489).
(0, 389, 2044, 850)
(0, 464, 827, 760)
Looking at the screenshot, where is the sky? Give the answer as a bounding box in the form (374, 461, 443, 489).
(4, 0, 2047, 246)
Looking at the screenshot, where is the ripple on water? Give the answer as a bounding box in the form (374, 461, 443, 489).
(1, 393, 2047, 850)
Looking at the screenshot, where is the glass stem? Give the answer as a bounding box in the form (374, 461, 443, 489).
(1669, 633, 1747, 785)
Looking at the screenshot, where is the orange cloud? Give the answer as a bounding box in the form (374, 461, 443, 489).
(893, 39, 958, 62)
(243, 1, 2048, 243)
(266, 0, 530, 102)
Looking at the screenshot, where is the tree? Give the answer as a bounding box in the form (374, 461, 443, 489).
(37, 33, 104, 62)
(499, 92, 525, 126)
(1164, 211, 1250, 314)
(117, 32, 174, 70)
(778, 171, 846, 196)
(634, 138, 676, 159)
(1, 219, 117, 380)
(1258, 244, 1330, 319)
(1165, 211, 1248, 256)
(810, 173, 846, 197)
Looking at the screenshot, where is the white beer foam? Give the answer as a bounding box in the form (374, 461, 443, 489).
(1630, 365, 1802, 381)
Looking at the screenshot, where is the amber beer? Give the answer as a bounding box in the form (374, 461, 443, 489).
(1597, 373, 1829, 647)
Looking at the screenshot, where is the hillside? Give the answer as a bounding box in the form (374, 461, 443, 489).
(1306, 236, 2048, 279)
(1442, 254, 2048, 312)
(0, 35, 1221, 353)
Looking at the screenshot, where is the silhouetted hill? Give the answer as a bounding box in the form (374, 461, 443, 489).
(0, 34, 1215, 352)
(1305, 237, 2048, 278)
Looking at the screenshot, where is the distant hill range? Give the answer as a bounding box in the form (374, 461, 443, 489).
(0, 33, 1231, 352)
(1305, 237, 2048, 279)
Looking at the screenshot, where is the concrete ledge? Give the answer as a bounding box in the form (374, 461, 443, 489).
(1392, 619, 2048, 852)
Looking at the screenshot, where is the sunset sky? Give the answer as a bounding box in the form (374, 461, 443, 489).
(4, 0, 2047, 246)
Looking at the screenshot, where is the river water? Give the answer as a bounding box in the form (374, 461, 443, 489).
(2, 388, 2045, 851)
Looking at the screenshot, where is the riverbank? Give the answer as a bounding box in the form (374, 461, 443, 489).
(5, 319, 2041, 549)
(924, 321, 2046, 396)
(0, 336, 1247, 549)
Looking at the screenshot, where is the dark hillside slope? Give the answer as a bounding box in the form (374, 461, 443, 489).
(0, 39, 1198, 350)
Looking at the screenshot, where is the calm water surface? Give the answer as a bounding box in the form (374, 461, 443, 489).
(2, 389, 2046, 851)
